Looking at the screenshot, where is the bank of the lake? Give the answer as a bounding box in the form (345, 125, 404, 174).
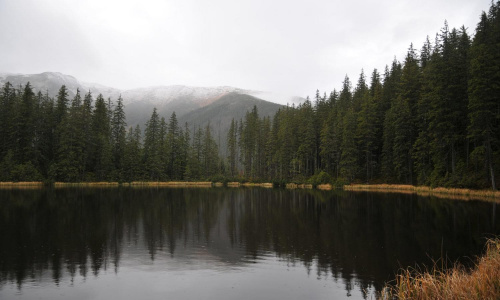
(344, 184, 500, 202)
(1, 181, 499, 202)
(381, 238, 500, 300)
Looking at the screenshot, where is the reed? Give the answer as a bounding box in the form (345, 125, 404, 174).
(241, 182, 273, 188)
(285, 183, 313, 189)
(0, 181, 43, 186)
(227, 182, 241, 187)
(129, 181, 213, 187)
(316, 184, 333, 190)
(345, 184, 500, 202)
(345, 184, 415, 191)
(381, 238, 500, 300)
(0, 181, 44, 189)
(54, 182, 120, 187)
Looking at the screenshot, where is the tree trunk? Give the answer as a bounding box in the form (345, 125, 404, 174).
(486, 139, 496, 190)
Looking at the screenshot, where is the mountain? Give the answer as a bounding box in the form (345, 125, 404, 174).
(120, 85, 246, 130)
(0, 72, 296, 148)
(0, 72, 120, 99)
(179, 93, 283, 154)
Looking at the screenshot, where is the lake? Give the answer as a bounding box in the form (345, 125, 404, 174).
(0, 187, 498, 299)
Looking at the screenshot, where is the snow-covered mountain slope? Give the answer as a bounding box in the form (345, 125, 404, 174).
(0, 72, 304, 128)
(0, 72, 121, 99)
(0, 72, 304, 107)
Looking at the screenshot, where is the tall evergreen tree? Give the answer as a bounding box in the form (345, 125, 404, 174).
(227, 119, 238, 177)
(143, 108, 163, 180)
(111, 96, 127, 180)
(467, 3, 500, 189)
(91, 94, 113, 181)
(123, 125, 142, 182)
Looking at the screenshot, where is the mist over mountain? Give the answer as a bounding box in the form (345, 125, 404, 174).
(179, 93, 283, 154)
(0, 72, 301, 131)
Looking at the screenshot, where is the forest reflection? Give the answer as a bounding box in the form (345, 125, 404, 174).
(0, 187, 498, 297)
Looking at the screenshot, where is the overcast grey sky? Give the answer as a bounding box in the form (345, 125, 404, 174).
(0, 0, 492, 97)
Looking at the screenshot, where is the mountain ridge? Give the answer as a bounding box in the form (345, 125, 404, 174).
(0, 72, 289, 148)
(0, 71, 303, 107)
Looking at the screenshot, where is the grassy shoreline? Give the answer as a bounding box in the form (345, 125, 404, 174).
(344, 184, 500, 202)
(0, 181, 498, 201)
(381, 238, 500, 299)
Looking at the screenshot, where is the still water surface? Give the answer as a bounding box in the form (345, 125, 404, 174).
(0, 188, 498, 299)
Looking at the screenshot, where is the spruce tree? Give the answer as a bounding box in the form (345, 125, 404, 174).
(111, 96, 127, 180)
(467, 3, 500, 189)
(91, 94, 113, 181)
(227, 119, 238, 177)
(143, 108, 163, 180)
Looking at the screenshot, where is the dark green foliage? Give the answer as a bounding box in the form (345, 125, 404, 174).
(202, 123, 219, 178)
(91, 94, 113, 181)
(143, 108, 163, 180)
(123, 125, 142, 182)
(50, 90, 86, 181)
(467, 3, 500, 189)
(219, 1, 499, 189)
(13, 83, 37, 164)
(307, 171, 333, 186)
(0, 1, 498, 187)
(111, 96, 127, 180)
(166, 112, 184, 179)
(227, 119, 238, 177)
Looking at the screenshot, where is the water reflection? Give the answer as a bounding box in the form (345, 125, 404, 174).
(0, 188, 498, 299)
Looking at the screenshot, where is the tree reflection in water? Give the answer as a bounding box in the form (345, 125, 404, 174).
(0, 187, 498, 297)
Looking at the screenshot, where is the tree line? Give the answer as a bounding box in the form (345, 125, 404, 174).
(0, 84, 222, 182)
(0, 1, 499, 188)
(227, 2, 500, 189)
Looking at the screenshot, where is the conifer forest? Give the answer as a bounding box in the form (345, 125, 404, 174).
(1, 1, 499, 189)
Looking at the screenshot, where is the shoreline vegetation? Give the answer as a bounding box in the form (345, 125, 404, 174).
(1, 181, 499, 202)
(381, 238, 500, 300)
(1, 2, 500, 192)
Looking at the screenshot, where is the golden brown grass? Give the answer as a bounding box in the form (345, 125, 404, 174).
(345, 184, 500, 202)
(128, 181, 213, 187)
(317, 184, 333, 190)
(0, 181, 43, 186)
(345, 184, 415, 191)
(285, 183, 313, 189)
(54, 182, 120, 188)
(0, 181, 44, 189)
(381, 238, 500, 300)
(241, 182, 274, 188)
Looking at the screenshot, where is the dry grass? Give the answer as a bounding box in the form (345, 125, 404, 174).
(345, 184, 415, 191)
(0, 181, 44, 189)
(317, 184, 333, 190)
(128, 181, 213, 187)
(0, 181, 43, 186)
(286, 183, 313, 189)
(227, 182, 241, 187)
(54, 182, 120, 187)
(381, 238, 500, 300)
(345, 184, 500, 202)
(241, 182, 274, 188)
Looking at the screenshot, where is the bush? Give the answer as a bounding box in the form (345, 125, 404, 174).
(11, 162, 43, 182)
(307, 171, 333, 186)
(332, 177, 349, 188)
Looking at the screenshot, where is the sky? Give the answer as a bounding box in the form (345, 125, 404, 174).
(0, 0, 493, 98)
